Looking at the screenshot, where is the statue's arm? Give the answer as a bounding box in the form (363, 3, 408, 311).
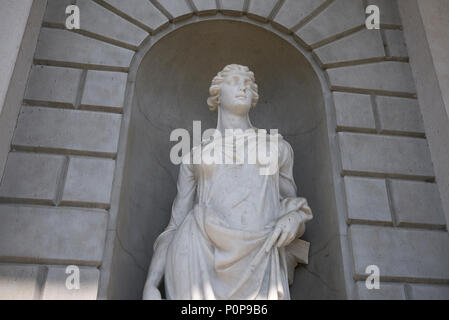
(279, 140, 300, 198)
(142, 232, 172, 299)
(278, 140, 313, 236)
(143, 161, 196, 299)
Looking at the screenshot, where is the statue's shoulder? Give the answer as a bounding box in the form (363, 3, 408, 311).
(251, 128, 293, 159)
(182, 139, 212, 165)
(277, 135, 295, 163)
(278, 135, 292, 147)
(264, 130, 289, 148)
(252, 127, 283, 139)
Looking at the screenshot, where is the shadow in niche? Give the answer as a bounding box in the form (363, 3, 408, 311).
(109, 20, 346, 299)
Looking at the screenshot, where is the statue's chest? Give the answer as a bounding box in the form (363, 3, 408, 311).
(200, 164, 278, 229)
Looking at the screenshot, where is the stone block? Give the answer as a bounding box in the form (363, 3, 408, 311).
(356, 281, 405, 300)
(156, 0, 194, 21)
(192, 0, 217, 14)
(0, 0, 34, 113)
(398, 0, 449, 236)
(344, 176, 392, 224)
(383, 29, 408, 57)
(376, 96, 425, 134)
(0, 152, 65, 204)
(24, 65, 82, 107)
(350, 225, 449, 281)
(0, 264, 42, 300)
(220, 0, 245, 15)
(0, 0, 46, 193)
(0, 0, 33, 111)
(333, 92, 375, 131)
(43, 0, 72, 27)
(408, 284, 449, 300)
(102, 0, 168, 32)
(42, 266, 99, 300)
(61, 157, 115, 208)
(13, 106, 122, 157)
(296, 0, 365, 47)
(327, 62, 416, 95)
(247, 0, 277, 21)
(314, 29, 384, 66)
(389, 180, 446, 228)
(338, 132, 434, 178)
(273, 0, 327, 31)
(81, 70, 127, 111)
(367, 0, 402, 26)
(76, 0, 148, 48)
(35, 28, 134, 71)
(0, 205, 108, 266)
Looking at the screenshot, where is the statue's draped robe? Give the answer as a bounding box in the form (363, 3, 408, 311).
(154, 132, 312, 300)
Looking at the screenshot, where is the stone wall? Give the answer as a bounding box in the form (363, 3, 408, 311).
(110, 19, 346, 299)
(398, 0, 449, 235)
(0, 0, 448, 299)
(0, 0, 47, 192)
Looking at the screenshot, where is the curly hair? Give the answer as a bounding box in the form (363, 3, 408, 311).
(207, 64, 259, 112)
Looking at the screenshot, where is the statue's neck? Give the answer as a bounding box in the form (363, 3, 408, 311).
(216, 107, 253, 135)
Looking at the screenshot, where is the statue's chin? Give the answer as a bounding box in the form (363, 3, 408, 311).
(226, 103, 251, 116)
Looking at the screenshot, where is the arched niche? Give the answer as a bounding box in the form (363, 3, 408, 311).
(109, 19, 346, 299)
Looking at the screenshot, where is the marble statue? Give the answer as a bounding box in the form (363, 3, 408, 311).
(143, 64, 313, 300)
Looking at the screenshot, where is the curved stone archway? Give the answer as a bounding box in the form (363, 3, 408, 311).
(1, 0, 448, 300)
(111, 18, 344, 299)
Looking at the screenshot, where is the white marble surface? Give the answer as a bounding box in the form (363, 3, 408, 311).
(143, 65, 313, 300)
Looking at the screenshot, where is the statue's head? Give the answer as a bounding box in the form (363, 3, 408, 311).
(207, 64, 259, 115)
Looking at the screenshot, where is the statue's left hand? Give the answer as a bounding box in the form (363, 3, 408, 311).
(265, 211, 305, 252)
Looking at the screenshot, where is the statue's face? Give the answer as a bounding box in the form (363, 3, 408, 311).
(220, 72, 254, 116)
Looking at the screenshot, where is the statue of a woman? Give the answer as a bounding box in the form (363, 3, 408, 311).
(143, 64, 313, 300)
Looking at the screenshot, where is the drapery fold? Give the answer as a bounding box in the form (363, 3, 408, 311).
(153, 133, 313, 299)
(165, 204, 292, 299)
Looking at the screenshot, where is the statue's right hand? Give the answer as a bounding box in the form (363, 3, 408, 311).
(142, 285, 162, 300)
